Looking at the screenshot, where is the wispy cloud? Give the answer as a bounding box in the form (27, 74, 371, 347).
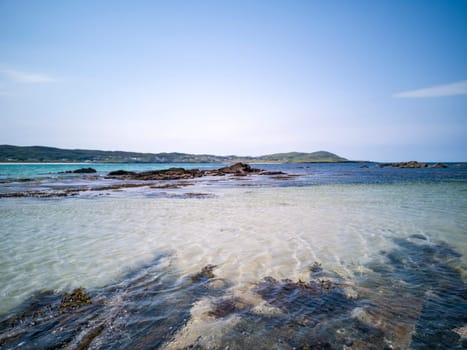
(394, 80, 467, 98)
(0, 69, 58, 83)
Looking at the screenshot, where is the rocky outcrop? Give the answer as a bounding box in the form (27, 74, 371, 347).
(380, 161, 448, 169)
(107, 163, 286, 180)
(204, 162, 262, 176)
(431, 163, 448, 168)
(107, 170, 136, 176)
(107, 167, 204, 180)
(63, 167, 97, 174)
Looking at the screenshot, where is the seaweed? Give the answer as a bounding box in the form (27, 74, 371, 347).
(191, 264, 217, 282)
(59, 287, 92, 311)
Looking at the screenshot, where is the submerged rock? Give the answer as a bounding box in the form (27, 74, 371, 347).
(191, 264, 217, 282)
(107, 170, 136, 176)
(255, 276, 353, 316)
(1, 239, 465, 349)
(0, 254, 224, 350)
(207, 297, 249, 318)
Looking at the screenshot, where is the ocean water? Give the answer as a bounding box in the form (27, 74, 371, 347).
(0, 163, 466, 349)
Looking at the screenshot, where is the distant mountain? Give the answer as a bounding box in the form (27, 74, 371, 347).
(0, 145, 348, 163)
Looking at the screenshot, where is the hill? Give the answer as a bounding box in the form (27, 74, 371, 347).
(0, 145, 348, 163)
(257, 151, 347, 163)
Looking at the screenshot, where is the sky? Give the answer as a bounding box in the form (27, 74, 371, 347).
(0, 0, 466, 161)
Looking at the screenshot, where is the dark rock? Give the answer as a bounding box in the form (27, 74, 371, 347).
(380, 161, 428, 168)
(204, 162, 263, 176)
(360, 165, 369, 169)
(108, 167, 203, 180)
(107, 163, 283, 181)
(217, 162, 261, 175)
(258, 171, 287, 175)
(430, 163, 448, 168)
(379, 161, 447, 169)
(271, 174, 301, 180)
(68, 168, 97, 174)
(107, 170, 136, 176)
(17, 178, 34, 182)
(0, 189, 81, 198)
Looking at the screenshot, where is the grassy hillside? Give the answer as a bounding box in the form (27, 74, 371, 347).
(257, 151, 347, 163)
(0, 145, 347, 163)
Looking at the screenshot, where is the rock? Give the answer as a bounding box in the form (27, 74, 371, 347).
(217, 162, 261, 175)
(360, 165, 369, 169)
(380, 161, 428, 168)
(258, 171, 287, 175)
(383, 161, 448, 169)
(108, 170, 136, 176)
(430, 163, 448, 168)
(107, 163, 282, 180)
(17, 178, 34, 182)
(108, 167, 204, 180)
(191, 264, 217, 282)
(271, 174, 301, 180)
(204, 162, 263, 176)
(68, 167, 97, 174)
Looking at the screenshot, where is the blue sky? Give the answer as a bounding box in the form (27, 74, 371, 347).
(0, 0, 466, 161)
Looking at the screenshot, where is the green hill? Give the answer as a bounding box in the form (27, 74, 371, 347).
(257, 151, 347, 163)
(0, 145, 348, 163)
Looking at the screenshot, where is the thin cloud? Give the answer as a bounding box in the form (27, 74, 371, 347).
(1, 69, 58, 83)
(394, 80, 467, 98)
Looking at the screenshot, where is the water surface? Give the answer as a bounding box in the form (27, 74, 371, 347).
(0, 163, 466, 349)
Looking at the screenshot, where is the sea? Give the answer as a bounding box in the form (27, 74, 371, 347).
(0, 162, 466, 349)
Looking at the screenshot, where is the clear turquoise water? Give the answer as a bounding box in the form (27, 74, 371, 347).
(0, 162, 220, 180)
(0, 163, 466, 349)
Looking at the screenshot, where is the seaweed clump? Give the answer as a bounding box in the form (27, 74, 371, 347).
(309, 261, 323, 273)
(59, 287, 92, 311)
(191, 264, 217, 282)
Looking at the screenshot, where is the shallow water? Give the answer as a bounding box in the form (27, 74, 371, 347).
(0, 164, 466, 349)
